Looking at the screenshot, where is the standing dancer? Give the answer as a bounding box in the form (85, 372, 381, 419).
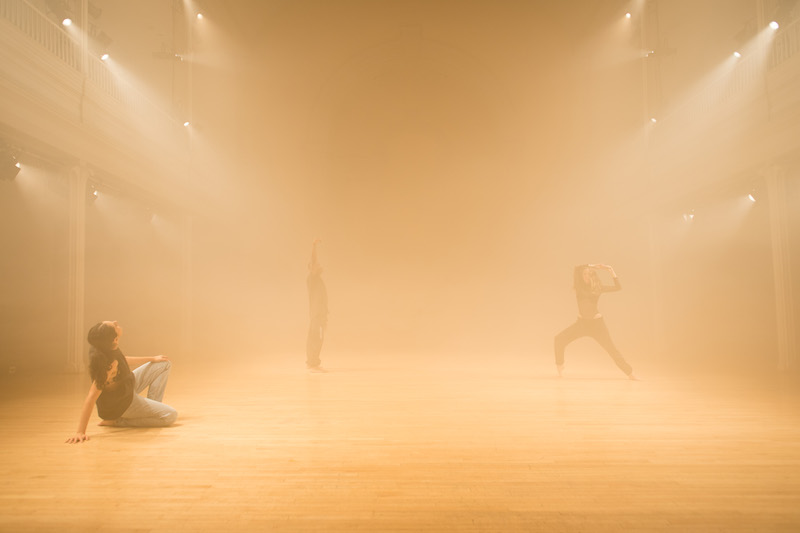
(306, 239, 329, 372)
(66, 321, 177, 443)
(554, 264, 638, 380)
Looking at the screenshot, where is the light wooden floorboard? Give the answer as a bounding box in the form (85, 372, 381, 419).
(1, 353, 799, 532)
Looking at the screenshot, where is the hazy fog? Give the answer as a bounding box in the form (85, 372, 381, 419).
(2, 0, 796, 376)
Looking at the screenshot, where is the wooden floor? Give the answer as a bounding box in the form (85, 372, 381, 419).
(1, 353, 800, 532)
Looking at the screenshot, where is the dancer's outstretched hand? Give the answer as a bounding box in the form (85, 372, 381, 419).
(65, 432, 89, 444)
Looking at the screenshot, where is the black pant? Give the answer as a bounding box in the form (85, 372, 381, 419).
(554, 317, 633, 376)
(306, 316, 326, 368)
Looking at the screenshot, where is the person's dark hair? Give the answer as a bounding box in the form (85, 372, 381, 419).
(87, 322, 116, 352)
(573, 264, 600, 294)
(573, 265, 587, 290)
(88, 349, 112, 388)
(87, 322, 116, 387)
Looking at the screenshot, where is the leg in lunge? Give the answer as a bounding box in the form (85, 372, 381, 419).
(554, 319, 590, 376)
(588, 318, 634, 377)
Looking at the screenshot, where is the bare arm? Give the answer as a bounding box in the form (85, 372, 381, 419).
(125, 355, 169, 369)
(591, 264, 621, 291)
(66, 382, 103, 444)
(600, 264, 617, 279)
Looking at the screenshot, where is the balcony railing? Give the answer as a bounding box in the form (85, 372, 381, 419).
(654, 14, 800, 139)
(0, 0, 185, 140)
(0, 0, 79, 70)
(770, 16, 800, 68)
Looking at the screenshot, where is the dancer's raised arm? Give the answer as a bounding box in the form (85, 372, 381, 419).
(309, 238, 322, 271)
(589, 264, 620, 291)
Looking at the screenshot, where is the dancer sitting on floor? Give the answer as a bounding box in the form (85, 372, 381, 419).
(554, 264, 639, 380)
(66, 320, 177, 444)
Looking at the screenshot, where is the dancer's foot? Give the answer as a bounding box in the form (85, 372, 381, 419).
(556, 364, 564, 377)
(98, 419, 117, 426)
(627, 372, 641, 381)
(307, 366, 328, 373)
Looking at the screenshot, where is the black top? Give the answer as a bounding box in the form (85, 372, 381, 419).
(575, 267, 621, 319)
(307, 273, 328, 323)
(93, 347, 135, 420)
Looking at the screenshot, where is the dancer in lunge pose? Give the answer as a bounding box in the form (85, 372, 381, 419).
(306, 238, 329, 372)
(66, 321, 177, 443)
(554, 264, 638, 380)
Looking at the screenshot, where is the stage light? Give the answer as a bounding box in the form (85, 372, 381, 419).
(650, 117, 657, 123)
(748, 193, 756, 203)
(682, 210, 695, 222)
(733, 51, 741, 58)
(1, 153, 21, 181)
(183, 121, 190, 127)
(101, 53, 109, 61)
(196, 13, 203, 20)
(62, 17, 72, 26)
(770, 21, 779, 30)
(625, 12, 631, 19)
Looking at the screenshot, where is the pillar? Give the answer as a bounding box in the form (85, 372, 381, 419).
(66, 164, 88, 371)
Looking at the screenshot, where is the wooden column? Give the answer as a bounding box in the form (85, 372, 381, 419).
(66, 164, 88, 372)
(180, 213, 193, 358)
(648, 216, 665, 355)
(765, 166, 797, 370)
